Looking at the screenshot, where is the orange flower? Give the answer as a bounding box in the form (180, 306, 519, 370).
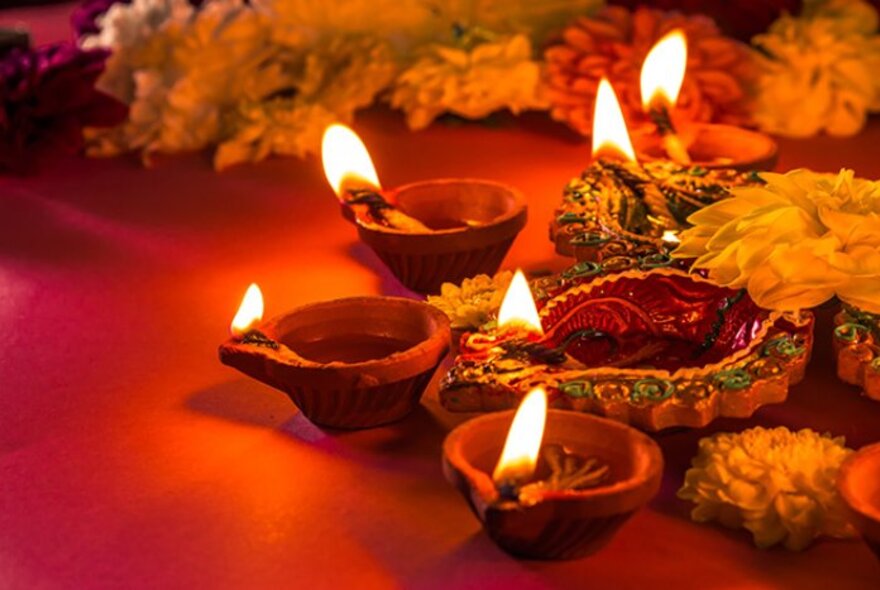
(543, 5, 759, 136)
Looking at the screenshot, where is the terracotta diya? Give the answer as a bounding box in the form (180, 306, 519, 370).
(219, 284, 451, 429)
(549, 78, 761, 264)
(443, 388, 663, 559)
(441, 268, 814, 431)
(838, 442, 880, 560)
(833, 305, 880, 402)
(322, 125, 527, 294)
(633, 30, 777, 173)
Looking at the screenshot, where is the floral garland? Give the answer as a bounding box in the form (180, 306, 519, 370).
(1, 0, 880, 171)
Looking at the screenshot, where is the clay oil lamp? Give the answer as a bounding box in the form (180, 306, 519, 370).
(635, 30, 777, 172)
(321, 125, 527, 294)
(838, 442, 880, 561)
(832, 305, 880, 402)
(443, 387, 664, 559)
(219, 283, 451, 429)
(549, 77, 760, 265)
(441, 268, 815, 431)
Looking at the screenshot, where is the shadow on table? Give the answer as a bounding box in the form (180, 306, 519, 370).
(184, 378, 294, 428)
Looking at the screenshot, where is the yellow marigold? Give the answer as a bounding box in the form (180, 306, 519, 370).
(752, 0, 880, 137)
(427, 271, 513, 330)
(673, 168, 880, 313)
(678, 426, 856, 550)
(390, 33, 547, 131)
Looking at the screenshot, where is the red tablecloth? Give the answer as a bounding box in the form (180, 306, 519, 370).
(1, 4, 879, 588)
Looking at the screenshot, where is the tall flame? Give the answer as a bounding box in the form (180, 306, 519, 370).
(497, 269, 543, 334)
(591, 78, 636, 162)
(321, 124, 381, 196)
(492, 387, 548, 485)
(640, 29, 687, 111)
(230, 283, 264, 337)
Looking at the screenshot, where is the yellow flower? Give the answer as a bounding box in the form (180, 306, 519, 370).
(678, 427, 855, 550)
(753, 0, 880, 137)
(427, 271, 513, 330)
(390, 33, 547, 130)
(674, 168, 880, 313)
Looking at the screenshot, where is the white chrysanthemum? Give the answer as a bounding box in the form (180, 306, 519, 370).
(753, 0, 880, 137)
(427, 271, 513, 330)
(390, 33, 547, 130)
(674, 168, 880, 313)
(678, 427, 856, 551)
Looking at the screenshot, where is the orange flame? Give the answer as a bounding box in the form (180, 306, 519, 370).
(640, 29, 687, 111)
(592, 78, 637, 162)
(230, 283, 263, 337)
(497, 269, 543, 334)
(321, 124, 381, 197)
(492, 387, 548, 485)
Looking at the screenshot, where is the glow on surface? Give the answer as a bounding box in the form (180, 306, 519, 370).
(321, 124, 381, 196)
(497, 269, 543, 334)
(591, 78, 637, 162)
(230, 283, 264, 337)
(640, 29, 687, 111)
(492, 387, 548, 484)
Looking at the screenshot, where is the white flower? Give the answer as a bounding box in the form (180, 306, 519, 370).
(674, 168, 880, 313)
(753, 0, 880, 137)
(390, 33, 547, 130)
(678, 427, 856, 550)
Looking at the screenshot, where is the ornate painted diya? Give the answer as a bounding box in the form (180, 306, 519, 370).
(322, 125, 526, 294)
(838, 442, 880, 561)
(551, 77, 761, 264)
(549, 159, 759, 263)
(443, 389, 663, 560)
(219, 285, 451, 429)
(440, 269, 814, 431)
(833, 305, 880, 401)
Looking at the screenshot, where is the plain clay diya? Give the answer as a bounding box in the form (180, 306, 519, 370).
(220, 296, 450, 429)
(838, 442, 880, 561)
(441, 268, 814, 431)
(443, 409, 663, 559)
(348, 179, 528, 294)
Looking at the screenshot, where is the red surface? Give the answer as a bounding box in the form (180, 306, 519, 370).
(1, 4, 879, 588)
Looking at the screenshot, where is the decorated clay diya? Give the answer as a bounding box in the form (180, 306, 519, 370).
(833, 305, 880, 401)
(443, 388, 663, 559)
(322, 125, 527, 294)
(440, 268, 814, 431)
(550, 78, 760, 264)
(838, 442, 880, 560)
(219, 285, 451, 429)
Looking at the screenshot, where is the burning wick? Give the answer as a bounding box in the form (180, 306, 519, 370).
(493, 387, 548, 496)
(230, 283, 277, 348)
(592, 79, 637, 163)
(640, 29, 691, 165)
(321, 124, 429, 232)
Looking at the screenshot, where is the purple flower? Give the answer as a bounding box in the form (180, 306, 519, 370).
(0, 42, 128, 173)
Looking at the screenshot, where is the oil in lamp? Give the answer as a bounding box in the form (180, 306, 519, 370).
(635, 29, 778, 171)
(321, 124, 527, 294)
(219, 283, 451, 429)
(443, 386, 664, 559)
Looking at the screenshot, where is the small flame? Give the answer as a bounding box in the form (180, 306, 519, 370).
(230, 283, 263, 337)
(662, 230, 681, 245)
(321, 124, 381, 197)
(592, 78, 636, 162)
(493, 387, 548, 485)
(497, 269, 543, 334)
(640, 29, 688, 111)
